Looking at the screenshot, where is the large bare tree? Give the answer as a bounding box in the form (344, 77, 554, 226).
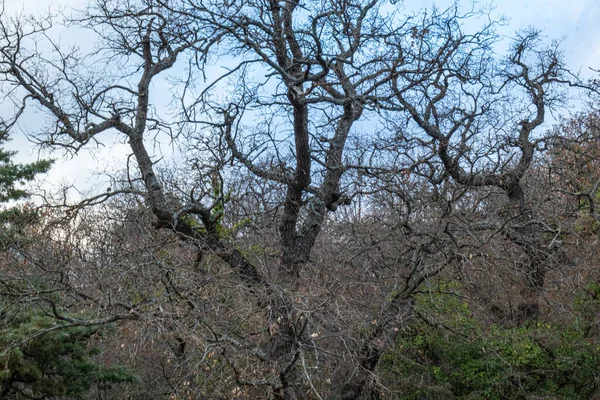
(0, 0, 586, 398)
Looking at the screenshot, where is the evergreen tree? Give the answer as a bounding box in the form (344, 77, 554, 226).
(0, 136, 137, 398)
(0, 133, 52, 247)
(0, 300, 138, 399)
(0, 134, 52, 203)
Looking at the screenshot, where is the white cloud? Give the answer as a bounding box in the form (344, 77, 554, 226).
(4, 0, 84, 15)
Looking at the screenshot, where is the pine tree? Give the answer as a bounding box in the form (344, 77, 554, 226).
(0, 135, 137, 398)
(0, 136, 52, 203)
(0, 133, 52, 248)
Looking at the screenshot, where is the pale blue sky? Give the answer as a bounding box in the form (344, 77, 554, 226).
(12, 0, 599, 71)
(5, 0, 600, 195)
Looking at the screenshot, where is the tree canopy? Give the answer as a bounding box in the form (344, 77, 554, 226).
(0, 0, 600, 398)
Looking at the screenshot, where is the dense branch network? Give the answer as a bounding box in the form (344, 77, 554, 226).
(0, 1, 591, 398)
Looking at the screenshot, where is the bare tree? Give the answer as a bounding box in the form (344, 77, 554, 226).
(375, 21, 585, 319)
(0, 0, 588, 398)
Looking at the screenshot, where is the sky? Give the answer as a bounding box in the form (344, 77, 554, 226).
(494, 0, 599, 73)
(3, 0, 600, 198)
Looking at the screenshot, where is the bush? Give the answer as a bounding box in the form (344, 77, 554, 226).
(380, 282, 600, 399)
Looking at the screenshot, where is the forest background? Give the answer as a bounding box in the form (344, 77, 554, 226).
(2, 0, 600, 399)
